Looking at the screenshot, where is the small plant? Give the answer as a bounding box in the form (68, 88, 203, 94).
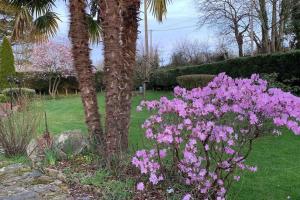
(81, 170, 134, 200)
(0, 96, 41, 157)
(133, 73, 300, 199)
(43, 148, 58, 166)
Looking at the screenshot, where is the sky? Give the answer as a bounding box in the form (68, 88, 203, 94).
(53, 0, 216, 65)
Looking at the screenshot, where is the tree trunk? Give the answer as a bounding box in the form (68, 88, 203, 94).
(293, 0, 300, 49)
(69, 0, 105, 154)
(100, 0, 123, 156)
(271, 0, 277, 52)
(233, 23, 243, 57)
(119, 0, 141, 151)
(277, 0, 287, 51)
(237, 33, 244, 57)
(259, 0, 270, 53)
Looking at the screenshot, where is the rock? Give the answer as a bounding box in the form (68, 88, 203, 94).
(53, 130, 88, 159)
(44, 168, 59, 177)
(0, 163, 71, 199)
(26, 134, 53, 168)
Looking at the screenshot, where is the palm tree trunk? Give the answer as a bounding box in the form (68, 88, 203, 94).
(69, 0, 105, 153)
(100, 0, 123, 156)
(119, 0, 141, 151)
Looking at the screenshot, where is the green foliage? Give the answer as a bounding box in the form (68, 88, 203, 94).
(176, 74, 215, 89)
(17, 71, 104, 94)
(261, 73, 300, 94)
(43, 148, 59, 166)
(2, 88, 36, 99)
(151, 51, 300, 90)
(0, 94, 7, 103)
(0, 37, 15, 89)
(81, 170, 134, 200)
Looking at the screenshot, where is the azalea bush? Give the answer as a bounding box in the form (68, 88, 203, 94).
(132, 73, 300, 200)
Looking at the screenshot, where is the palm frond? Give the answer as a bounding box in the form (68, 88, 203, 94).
(86, 14, 102, 44)
(7, 0, 56, 16)
(11, 6, 33, 41)
(146, 0, 172, 22)
(32, 11, 60, 42)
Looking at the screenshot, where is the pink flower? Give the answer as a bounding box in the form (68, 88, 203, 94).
(225, 147, 235, 155)
(159, 149, 167, 158)
(182, 194, 192, 200)
(136, 106, 142, 112)
(249, 113, 258, 124)
(234, 176, 240, 181)
(248, 166, 257, 172)
(136, 182, 145, 191)
(132, 73, 300, 198)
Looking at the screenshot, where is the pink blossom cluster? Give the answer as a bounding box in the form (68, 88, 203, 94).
(132, 73, 300, 199)
(30, 41, 74, 76)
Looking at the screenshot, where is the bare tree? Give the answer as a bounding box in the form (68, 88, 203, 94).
(197, 0, 251, 57)
(134, 43, 160, 91)
(168, 39, 232, 66)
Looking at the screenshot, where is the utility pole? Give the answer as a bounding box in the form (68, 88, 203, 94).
(150, 29, 153, 57)
(143, 0, 149, 99)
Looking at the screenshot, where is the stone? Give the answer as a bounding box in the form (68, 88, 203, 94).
(0, 162, 71, 199)
(26, 134, 53, 168)
(53, 130, 88, 159)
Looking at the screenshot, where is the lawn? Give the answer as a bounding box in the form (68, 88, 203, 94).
(40, 91, 300, 199)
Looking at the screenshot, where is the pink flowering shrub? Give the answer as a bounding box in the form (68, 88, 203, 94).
(132, 73, 300, 199)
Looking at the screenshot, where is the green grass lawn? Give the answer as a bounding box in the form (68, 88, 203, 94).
(40, 91, 300, 199)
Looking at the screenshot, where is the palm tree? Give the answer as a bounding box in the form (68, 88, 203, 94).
(118, 0, 141, 151)
(69, 0, 105, 154)
(3, 0, 60, 42)
(98, 0, 124, 156)
(98, 0, 168, 155)
(67, 0, 168, 158)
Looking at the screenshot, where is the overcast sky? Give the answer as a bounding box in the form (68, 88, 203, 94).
(53, 0, 216, 65)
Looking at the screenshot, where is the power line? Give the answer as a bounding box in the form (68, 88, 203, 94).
(151, 25, 197, 32)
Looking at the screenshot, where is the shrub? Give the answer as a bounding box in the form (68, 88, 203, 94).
(2, 88, 36, 99)
(176, 74, 215, 89)
(133, 73, 300, 199)
(0, 97, 41, 156)
(151, 51, 300, 90)
(261, 73, 300, 94)
(0, 94, 7, 103)
(0, 37, 15, 89)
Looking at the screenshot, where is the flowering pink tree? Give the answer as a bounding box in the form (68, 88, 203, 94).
(132, 73, 300, 199)
(30, 41, 74, 98)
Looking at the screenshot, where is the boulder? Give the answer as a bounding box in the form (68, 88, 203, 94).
(27, 130, 88, 168)
(53, 130, 88, 159)
(26, 136, 52, 169)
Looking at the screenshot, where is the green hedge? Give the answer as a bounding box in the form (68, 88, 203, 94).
(151, 51, 300, 89)
(16, 71, 104, 94)
(2, 88, 36, 99)
(177, 74, 215, 89)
